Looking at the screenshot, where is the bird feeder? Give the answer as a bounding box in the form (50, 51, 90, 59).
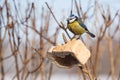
(47, 39, 91, 68)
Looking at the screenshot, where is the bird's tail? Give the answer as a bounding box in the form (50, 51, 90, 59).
(87, 31, 95, 38)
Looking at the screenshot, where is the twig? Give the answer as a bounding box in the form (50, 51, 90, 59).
(48, 63, 53, 80)
(28, 48, 44, 73)
(74, 0, 81, 17)
(45, 2, 71, 39)
(62, 33, 68, 43)
(45, 2, 60, 26)
(70, 0, 73, 15)
(79, 66, 86, 80)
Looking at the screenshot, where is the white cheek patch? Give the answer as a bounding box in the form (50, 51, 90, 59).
(69, 18, 76, 23)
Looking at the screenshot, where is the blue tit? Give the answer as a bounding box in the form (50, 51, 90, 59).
(67, 14, 95, 38)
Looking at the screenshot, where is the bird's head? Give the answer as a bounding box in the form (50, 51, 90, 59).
(67, 14, 78, 24)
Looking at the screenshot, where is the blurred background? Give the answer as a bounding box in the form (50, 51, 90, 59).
(0, 0, 120, 80)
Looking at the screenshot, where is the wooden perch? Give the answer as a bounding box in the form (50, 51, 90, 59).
(47, 39, 91, 68)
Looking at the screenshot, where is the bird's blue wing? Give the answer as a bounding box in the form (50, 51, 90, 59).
(78, 20, 88, 31)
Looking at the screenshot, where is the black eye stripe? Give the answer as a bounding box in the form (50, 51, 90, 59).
(70, 17, 75, 20)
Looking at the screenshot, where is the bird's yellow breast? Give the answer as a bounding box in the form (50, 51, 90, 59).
(67, 21, 86, 35)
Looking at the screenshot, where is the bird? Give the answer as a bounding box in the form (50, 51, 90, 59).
(67, 14, 95, 38)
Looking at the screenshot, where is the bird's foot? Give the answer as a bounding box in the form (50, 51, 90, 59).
(71, 35, 81, 40)
(76, 35, 81, 40)
(71, 35, 76, 40)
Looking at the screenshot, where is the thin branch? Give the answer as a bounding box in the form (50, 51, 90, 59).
(45, 2, 60, 26)
(45, 2, 71, 39)
(74, 0, 81, 17)
(48, 63, 53, 80)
